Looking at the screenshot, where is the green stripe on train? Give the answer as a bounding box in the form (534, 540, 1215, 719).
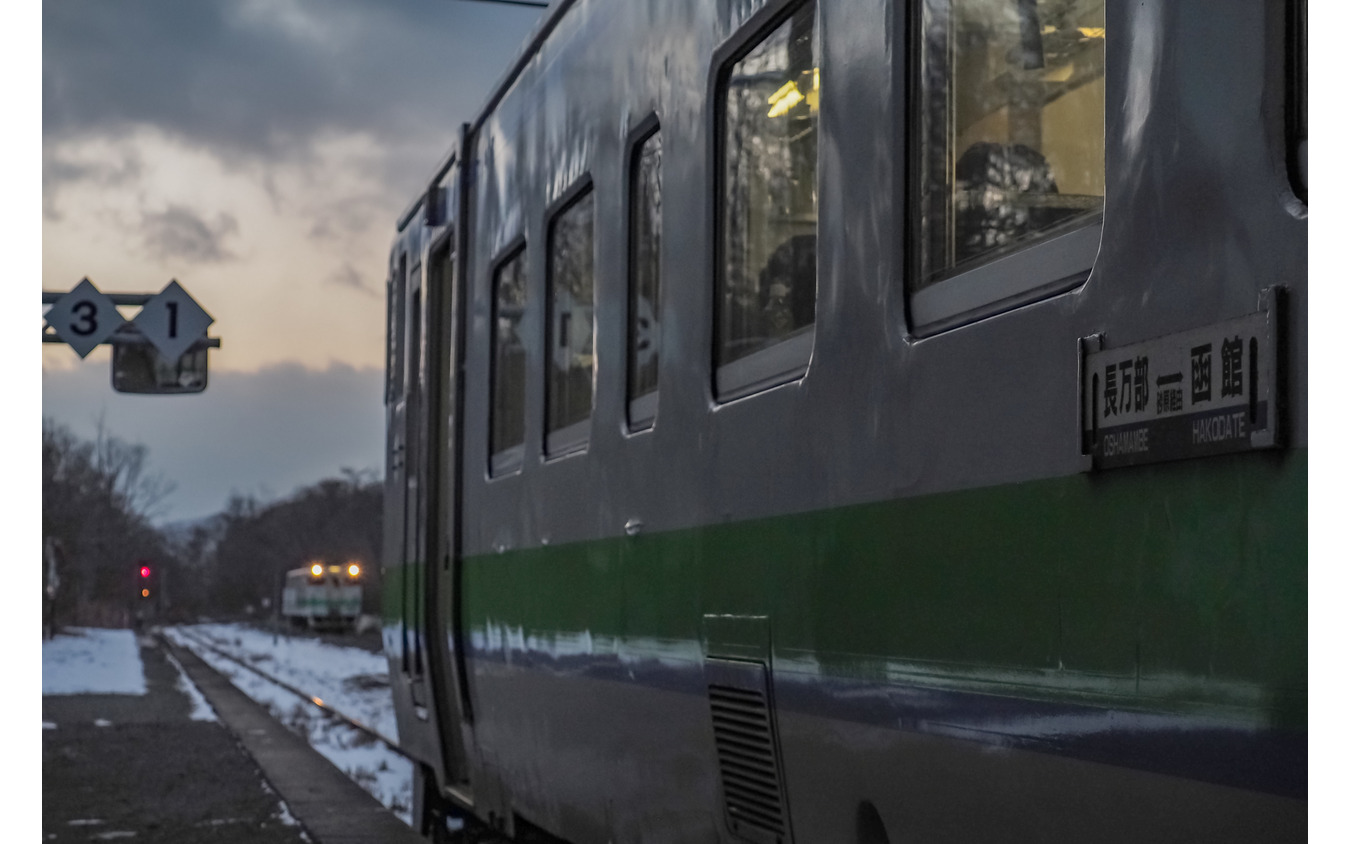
(383, 561, 425, 621)
(452, 449, 1306, 728)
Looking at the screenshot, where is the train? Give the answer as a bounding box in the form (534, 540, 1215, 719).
(382, 0, 1307, 841)
(281, 562, 364, 631)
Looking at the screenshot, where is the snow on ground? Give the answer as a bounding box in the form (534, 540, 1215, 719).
(172, 623, 396, 738)
(163, 623, 413, 824)
(42, 628, 147, 696)
(162, 648, 219, 722)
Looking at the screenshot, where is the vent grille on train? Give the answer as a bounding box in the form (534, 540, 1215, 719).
(706, 659, 792, 844)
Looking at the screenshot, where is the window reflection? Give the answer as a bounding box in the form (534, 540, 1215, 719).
(546, 189, 596, 453)
(628, 129, 662, 427)
(916, 0, 1105, 288)
(490, 249, 527, 473)
(719, 1, 818, 372)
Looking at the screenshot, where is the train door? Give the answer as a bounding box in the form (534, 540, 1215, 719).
(402, 165, 477, 819)
(384, 253, 409, 664)
(425, 224, 474, 796)
(387, 156, 477, 834)
(404, 272, 429, 714)
(389, 244, 448, 780)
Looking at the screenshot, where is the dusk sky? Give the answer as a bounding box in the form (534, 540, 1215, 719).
(40, 0, 547, 523)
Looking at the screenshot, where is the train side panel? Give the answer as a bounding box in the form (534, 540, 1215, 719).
(392, 0, 1307, 840)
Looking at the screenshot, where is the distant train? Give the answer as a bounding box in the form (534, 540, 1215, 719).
(383, 0, 1307, 842)
(281, 562, 363, 631)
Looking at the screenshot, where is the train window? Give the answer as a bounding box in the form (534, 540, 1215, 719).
(911, 0, 1105, 330)
(388, 254, 407, 404)
(1289, 0, 1306, 201)
(413, 280, 428, 408)
(545, 186, 596, 457)
(489, 247, 527, 476)
(716, 0, 819, 400)
(384, 274, 396, 405)
(628, 125, 662, 430)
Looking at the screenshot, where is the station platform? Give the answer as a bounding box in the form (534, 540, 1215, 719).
(42, 631, 423, 843)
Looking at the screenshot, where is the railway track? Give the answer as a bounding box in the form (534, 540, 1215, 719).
(164, 626, 536, 843)
(165, 626, 408, 758)
(156, 627, 426, 843)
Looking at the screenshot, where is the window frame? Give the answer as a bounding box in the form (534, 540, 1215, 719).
(389, 254, 408, 406)
(1287, 0, 1306, 203)
(710, 0, 821, 403)
(384, 267, 397, 407)
(625, 114, 663, 433)
(543, 177, 598, 460)
(905, 0, 1105, 337)
(487, 241, 528, 479)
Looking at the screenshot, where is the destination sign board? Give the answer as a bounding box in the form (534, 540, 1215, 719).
(1082, 296, 1282, 470)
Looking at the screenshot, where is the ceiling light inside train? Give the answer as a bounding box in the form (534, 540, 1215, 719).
(767, 80, 804, 117)
(311, 563, 323, 577)
(348, 563, 361, 578)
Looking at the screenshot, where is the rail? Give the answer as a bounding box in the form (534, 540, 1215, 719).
(164, 627, 409, 760)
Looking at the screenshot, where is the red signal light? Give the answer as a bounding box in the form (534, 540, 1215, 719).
(140, 566, 152, 578)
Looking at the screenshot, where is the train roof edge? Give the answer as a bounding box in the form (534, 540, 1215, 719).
(396, 0, 582, 236)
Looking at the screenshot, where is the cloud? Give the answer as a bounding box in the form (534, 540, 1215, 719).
(41, 358, 386, 524)
(141, 205, 240, 263)
(43, 148, 144, 220)
(42, 0, 541, 181)
(40, 1, 546, 375)
(43, 148, 143, 193)
(326, 262, 378, 297)
(306, 191, 384, 243)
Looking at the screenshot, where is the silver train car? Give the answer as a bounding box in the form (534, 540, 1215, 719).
(282, 562, 364, 630)
(383, 0, 1307, 841)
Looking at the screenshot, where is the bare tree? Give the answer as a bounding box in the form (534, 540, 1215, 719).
(43, 417, 181, 629)
(90, 413, 177, 521)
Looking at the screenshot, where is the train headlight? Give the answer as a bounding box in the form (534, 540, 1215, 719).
(348, 563, 361, 578)
(310, 563, 323, 578)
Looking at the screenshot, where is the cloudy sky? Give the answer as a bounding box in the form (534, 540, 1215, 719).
(40, 0, 546, 523)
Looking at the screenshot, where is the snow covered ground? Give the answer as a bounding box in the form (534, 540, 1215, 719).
(42, 627, 148, 696)
(166, 623, 397, 740)
(163, 623, 413, 824)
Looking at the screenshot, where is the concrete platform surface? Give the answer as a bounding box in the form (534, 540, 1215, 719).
(43, 633, 308, 843)
(163, 635, 426, 844)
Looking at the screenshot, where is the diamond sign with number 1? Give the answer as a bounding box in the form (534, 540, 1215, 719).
(132, 280, 214, 362)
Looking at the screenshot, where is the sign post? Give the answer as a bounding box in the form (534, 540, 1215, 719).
(42, 279, 221, 394)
